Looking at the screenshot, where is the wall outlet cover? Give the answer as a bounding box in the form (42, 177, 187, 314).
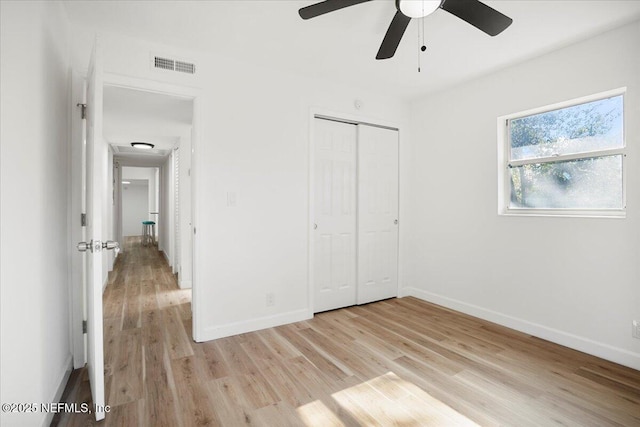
(266, 292, 275, 307)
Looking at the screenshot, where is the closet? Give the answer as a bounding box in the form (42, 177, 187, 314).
(313, 117, 399, 313)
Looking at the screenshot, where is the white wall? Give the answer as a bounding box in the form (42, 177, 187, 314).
(193, 57, 410, 340)
(122, 182, 150, 236)
(160, 154, 174, 266)
(122, 166, 157, 182)
(179, 132, 193, 288)
(0, 1, 73, 425)
(67, 31, 410, 341)
(403, 21, 640, 369)
(122, 167, 157, 210)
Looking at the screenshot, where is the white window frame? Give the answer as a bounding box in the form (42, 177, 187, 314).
(498, 88, 627, 218)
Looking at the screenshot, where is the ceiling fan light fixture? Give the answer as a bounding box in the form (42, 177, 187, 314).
(130, 142, 155, 149)
(398, 0, 441, 19)
(300, 0, 513, 60)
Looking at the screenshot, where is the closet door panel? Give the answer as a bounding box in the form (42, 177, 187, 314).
(357, 125, 399, 305)
(313, 119, 358, 312)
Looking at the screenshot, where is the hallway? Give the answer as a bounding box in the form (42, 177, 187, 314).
(56, 237, 193, 426)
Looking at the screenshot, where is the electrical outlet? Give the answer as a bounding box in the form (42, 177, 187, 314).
(633, 320, 640, 339)
(266, 292, 275, 307)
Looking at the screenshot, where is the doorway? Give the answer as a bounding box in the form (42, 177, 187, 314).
(311, 116, 400, 313)
(104, 84, 194, 290)
(120, 167, 155, 243)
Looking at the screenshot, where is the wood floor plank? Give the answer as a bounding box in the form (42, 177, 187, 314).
(298, 327, 385, 379)
(349, 315, 464, 376)
(275, 324, 351, 382)
(215, 336, 280, 409)
(105, 399, 142, 427)
(253, 401, 303, 427)
(109, 328, 143, 406)
(200, 340, 231, 381)
(121, 276, 141, 330)
(139, 279, 158, 313)
(57, 236, 640, 427)
(575, 366, 640, 401)
(103, 287, 125, 322)
(170, 356, 221, 426)
(206, 377, 255, 426)
(142, 343, 180, 427)
(371, 371, 478, 427)
(162, 305, 194, 360)
(257, 328, 303, 360)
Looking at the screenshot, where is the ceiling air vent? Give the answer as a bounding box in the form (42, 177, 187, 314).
(153, 56, 196, 75)
(175, 60, 195, 74)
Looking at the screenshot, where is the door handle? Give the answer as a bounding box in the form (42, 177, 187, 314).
(77, 241, 92, 252)
(394, 219, 398, 225)
(102, 240, 120, 255)
(77, 240, 101, 253)
(314, 223, 318, 230)
(102, 240, 119, 250)
(77, 240, 119, 254)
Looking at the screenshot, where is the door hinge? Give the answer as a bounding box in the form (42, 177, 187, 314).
(82, 320, 87, 334)
(77, 103, 87, 119)
(80, 213, 87, 227)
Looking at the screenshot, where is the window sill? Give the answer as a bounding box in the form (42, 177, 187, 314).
(500, 209, 626, 219)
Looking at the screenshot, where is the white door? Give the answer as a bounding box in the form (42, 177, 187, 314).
(82, 39, 107, 421)
(313, 119, 357, 312)
(357, 124, 399, 305)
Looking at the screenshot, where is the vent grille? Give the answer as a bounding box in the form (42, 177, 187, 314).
(153, 56, 196, 74)
(175, 61, 195, 74)
(154, 56, 174, 71)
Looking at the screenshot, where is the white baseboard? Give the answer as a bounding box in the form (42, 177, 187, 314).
(179, 279, 192, 290)
(162, 250, 171, 266)
(400, 287, 640, 371)
(195, 308, 313, 342)
(41, 354, 73, 427)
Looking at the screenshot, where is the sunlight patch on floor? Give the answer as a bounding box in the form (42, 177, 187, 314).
(328, 372, 479, 426)
(296, 400, 345, 427)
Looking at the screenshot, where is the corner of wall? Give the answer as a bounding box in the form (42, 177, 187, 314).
(41, 354, 74, 427)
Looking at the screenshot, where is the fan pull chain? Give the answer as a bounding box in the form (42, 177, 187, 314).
(417, 18, 421, 72)
(418, 6, 426, 73)
(418, 19, 427, 72)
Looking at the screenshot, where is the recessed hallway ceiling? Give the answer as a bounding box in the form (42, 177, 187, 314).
(103, 85, 193, 166)
(64, 1, 640, 100)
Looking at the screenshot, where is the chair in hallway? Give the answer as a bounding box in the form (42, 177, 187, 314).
(142, 220, 156, 246)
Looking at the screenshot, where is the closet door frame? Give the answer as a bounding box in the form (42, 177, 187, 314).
(308, 109, 402, 314)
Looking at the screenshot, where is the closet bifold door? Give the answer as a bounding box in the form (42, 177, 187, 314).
(356, 124, 399, 305)
(313, 118, 358, 312)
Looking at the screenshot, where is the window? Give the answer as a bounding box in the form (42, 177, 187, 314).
(499, 89, 625, 217)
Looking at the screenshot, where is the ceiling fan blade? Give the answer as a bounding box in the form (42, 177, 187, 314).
(376, 11, 411, 60)
(440, 0, 512, 36)
(299, 0, 372, 20)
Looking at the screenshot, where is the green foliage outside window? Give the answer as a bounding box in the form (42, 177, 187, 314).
(508, 95, 623, 209)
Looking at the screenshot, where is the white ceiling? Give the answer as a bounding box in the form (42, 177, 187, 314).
(64, 1, 640, 101)
(103, 85, 193, 165)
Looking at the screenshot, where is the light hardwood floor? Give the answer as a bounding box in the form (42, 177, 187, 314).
(55, 237, 640, 426)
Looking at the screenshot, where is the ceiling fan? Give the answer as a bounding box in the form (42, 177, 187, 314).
(299, 0, 513, 59)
